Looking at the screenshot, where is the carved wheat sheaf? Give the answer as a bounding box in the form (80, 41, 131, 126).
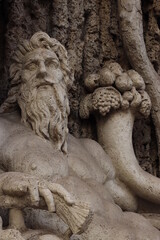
(54, 194, 92, 234)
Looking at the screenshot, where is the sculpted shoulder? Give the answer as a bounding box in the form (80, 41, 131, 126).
(0, 111, 40, 148)
(0, 111, 68, 179)
(0, 111, 27, 145)
(0, 111, 21, 127)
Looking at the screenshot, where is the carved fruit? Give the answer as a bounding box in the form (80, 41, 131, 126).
(127, 70, 145, 90)
(130, 88, 142, 108)
(99, 68, 116, 86)
(84, 74, 100, 92)
(121, 99, 129, 110)
(92, 87, 121, 116)
(79, 94, 93, 119)
(122, 91, 134, 102)
(104, 62, 123, 76)
(139, 91, 151, 118)
(115, 73, 133, 93)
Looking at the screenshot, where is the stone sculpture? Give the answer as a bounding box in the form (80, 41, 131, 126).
(80, 62, 160, 211)
(0, 32, 160, 239)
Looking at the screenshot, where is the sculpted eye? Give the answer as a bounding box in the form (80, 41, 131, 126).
(25, 62, 37, 71)
(45, 59, 59, 69)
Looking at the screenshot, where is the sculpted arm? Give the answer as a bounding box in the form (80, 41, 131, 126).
(0, 115, 92, 235)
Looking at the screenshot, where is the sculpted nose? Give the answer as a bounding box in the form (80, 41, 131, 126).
(37, 61, 47, 78)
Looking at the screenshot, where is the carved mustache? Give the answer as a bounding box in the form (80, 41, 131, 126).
(31, 77, 63, 88)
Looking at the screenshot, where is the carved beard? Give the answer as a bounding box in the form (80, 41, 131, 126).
(18, 80, 70, 153)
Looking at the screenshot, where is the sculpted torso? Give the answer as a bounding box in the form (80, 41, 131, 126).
(0, 111, 159, 240)
(0, 111, 113, 184)
(0, 112, 69, 180)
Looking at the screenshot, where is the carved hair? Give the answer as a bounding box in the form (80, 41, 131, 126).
(0, 31, 74, 113)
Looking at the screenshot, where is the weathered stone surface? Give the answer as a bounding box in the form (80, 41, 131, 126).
(0, 32, 160, 239)
(0, 0, 159, 175)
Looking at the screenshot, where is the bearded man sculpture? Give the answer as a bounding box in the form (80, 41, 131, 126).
(0, 32, 160, 240)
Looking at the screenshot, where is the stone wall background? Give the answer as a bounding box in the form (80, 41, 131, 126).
(0, 0, 159, 176)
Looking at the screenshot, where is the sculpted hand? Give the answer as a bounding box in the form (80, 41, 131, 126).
(0, 173, 90, 235)
(0, 172, 75, 212)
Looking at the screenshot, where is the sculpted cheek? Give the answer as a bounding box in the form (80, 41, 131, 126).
(51, 69, 63, 82)
(22, 70, 36, 82)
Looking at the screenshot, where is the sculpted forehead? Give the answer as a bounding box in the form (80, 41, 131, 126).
(23, 48, 59, 64)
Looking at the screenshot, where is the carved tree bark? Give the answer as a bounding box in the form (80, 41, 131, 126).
(117, 0, 160, 161)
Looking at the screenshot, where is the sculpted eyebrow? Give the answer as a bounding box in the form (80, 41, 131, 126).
(24, 59, 39, 66)
(45, 57, 59, 63)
